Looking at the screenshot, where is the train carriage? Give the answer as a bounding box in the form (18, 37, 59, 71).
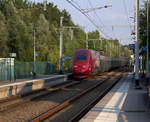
(73, 49, 128, 78)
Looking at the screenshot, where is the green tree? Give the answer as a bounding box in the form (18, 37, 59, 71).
(36, 14, 52, 61)
(0, 11, 8, 57)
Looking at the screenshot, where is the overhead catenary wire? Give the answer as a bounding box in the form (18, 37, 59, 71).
(87, 0, 117, 39)
(71, 0, 102, 29)
(87, 0, 105, 27)
(86, 0, 117, 52)
(71, 0, 82, 10)
(70, 0, 118, 40)
(66, 0, 112, 39)
(87, 0, 112, 38)
(122, 0, 133, 41)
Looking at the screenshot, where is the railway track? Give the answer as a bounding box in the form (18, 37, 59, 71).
(0, 71, 112, 112)
(0, 68, 127, 122)
(0, 80, 80, 112)
(32, 72, 124, 122)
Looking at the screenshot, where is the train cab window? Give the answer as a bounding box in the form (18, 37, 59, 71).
(76, 55, 87, 61)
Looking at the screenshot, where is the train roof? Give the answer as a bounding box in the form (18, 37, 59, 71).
(75, 49, 90, 52)
(74, 49, 128, 60)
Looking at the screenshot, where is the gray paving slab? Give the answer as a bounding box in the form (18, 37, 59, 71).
(80, 73, 150, 122)
(80, 73, 131, 122)
(117, 75, 150, 122)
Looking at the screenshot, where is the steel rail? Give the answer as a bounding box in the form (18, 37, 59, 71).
(69, 73, 125, 122)
(0, 80, 72, 104)
(0, 81, 80, 112)
(0, 72, 110, 112)
(0, 74, 74, 104)
(30, 72, 120, 122)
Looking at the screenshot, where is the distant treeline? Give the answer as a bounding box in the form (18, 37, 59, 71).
(139, 2, 150, 52)
(0, 0, 130, 69)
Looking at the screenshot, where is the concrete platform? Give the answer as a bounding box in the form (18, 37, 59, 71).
(0, 74, 70, 99)
(80, 73, 150, 122)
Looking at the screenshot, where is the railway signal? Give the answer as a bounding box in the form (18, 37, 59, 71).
(129, 44, 135, 50)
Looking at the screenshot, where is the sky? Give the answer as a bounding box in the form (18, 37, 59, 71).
(32, 0, 146, 45)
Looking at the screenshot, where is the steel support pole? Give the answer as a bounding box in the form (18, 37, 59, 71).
(98, 31, 101, 50)
(10, 58, 11, 82)
(93, 40, 96, 49)
(147, 0, 149, 84)
(86, 33, 88, 49)
(33, 28, 36, 78)
(135, 0, 140, 87)
(59, 17, 63, 74)
(110, 43, 111, 56)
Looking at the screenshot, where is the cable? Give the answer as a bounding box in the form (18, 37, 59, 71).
(87, 0, 115, 38)
(122, 0, 133, 41)
(66, 0, 112, 38)
(87, 0, 105, 27)
(111, 26, 117, 39)
(71, 0, 82, 9)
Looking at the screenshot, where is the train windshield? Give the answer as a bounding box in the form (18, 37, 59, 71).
(76, 55, 87, 61)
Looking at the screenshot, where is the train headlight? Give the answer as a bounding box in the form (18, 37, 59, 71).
(74, 65, 78, 68)
(82, 65, 87, 68)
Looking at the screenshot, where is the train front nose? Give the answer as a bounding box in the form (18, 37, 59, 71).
(73, 64, 89, 74)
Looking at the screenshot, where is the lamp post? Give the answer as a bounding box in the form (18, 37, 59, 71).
(86, 33, 88, 49)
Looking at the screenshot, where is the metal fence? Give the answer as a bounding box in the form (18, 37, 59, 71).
(15, 61, 55, 79)
(0, 59, 55, 81)
(0, 58, 14, 81)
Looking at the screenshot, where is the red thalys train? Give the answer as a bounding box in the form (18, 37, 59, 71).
(72, 49, 128, 78)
